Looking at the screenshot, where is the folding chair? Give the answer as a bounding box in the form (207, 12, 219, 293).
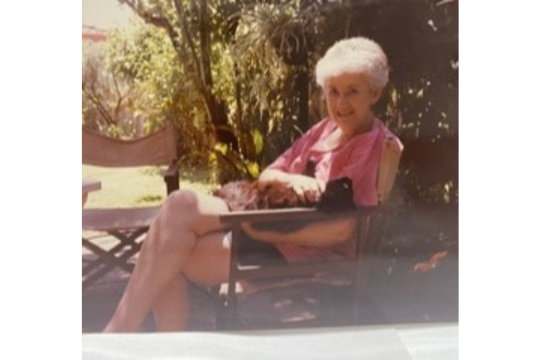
(216, 134, 403, 330)
(82, 125, 179, 289)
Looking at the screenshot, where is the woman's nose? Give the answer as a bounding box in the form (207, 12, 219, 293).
(336, 95, 350, 109)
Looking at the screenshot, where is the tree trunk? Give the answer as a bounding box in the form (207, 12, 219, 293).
(197, 0, 239, 182)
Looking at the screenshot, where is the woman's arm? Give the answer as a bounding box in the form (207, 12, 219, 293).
(241, 214, 356, 247)
(258, 168, 293, 182)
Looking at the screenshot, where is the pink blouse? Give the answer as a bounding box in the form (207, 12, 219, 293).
(265, 116, 395, 262)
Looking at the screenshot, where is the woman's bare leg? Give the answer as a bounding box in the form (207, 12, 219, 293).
(103, 190, 230, 332)
(151, 276, 189, 332)
(151, 231, 231, 331)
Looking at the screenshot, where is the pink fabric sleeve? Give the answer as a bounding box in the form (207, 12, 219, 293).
(266, 119, 329, 172)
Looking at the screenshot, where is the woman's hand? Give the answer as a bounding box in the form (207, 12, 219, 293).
(285, 174, 326, 203)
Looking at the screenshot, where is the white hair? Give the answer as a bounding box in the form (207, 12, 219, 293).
(315, 37, 389, 91)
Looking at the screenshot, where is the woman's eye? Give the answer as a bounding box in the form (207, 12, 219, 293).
(328, 89, 339, 96)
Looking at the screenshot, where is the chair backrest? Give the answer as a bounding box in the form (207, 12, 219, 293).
(82, 125, 177, 167)
(376, 134, 404, 204)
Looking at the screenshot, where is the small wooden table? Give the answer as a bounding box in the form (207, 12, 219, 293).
(82, 178, 159, 289)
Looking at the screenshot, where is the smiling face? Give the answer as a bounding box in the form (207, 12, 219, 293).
(324, 72, 382, 138)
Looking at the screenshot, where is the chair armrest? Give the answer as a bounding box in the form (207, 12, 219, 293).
(219, 206, 376, 226)
(163, 161, 180, 194)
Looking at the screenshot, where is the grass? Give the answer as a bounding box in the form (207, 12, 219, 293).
(82, 165, 217, 208)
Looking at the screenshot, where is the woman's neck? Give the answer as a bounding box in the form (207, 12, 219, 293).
(317, 115, 375, 151)
(339, 115, 375, 143)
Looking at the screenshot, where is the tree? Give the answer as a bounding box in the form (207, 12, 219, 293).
(119, 0, 238, 155)
(116, 0, 314, 181)
(107, 25, 213, 156)
(82, 41, 135, 137)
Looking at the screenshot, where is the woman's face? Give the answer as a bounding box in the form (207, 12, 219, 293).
(324, 72, 382, 136)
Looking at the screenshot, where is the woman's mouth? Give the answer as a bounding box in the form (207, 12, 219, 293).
(336, 111, 355, 120)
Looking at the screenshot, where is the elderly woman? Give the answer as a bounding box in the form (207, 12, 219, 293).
(105, 36, 396, 332)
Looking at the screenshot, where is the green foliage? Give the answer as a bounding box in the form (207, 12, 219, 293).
(106, 25, 211, 158)
(212, 0, 323, 178)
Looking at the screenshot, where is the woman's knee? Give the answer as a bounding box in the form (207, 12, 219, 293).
(153, 190, 200, 240)
(162, 189, 199, 217)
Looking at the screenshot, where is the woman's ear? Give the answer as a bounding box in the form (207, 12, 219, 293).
(370, 87, 383, 106)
